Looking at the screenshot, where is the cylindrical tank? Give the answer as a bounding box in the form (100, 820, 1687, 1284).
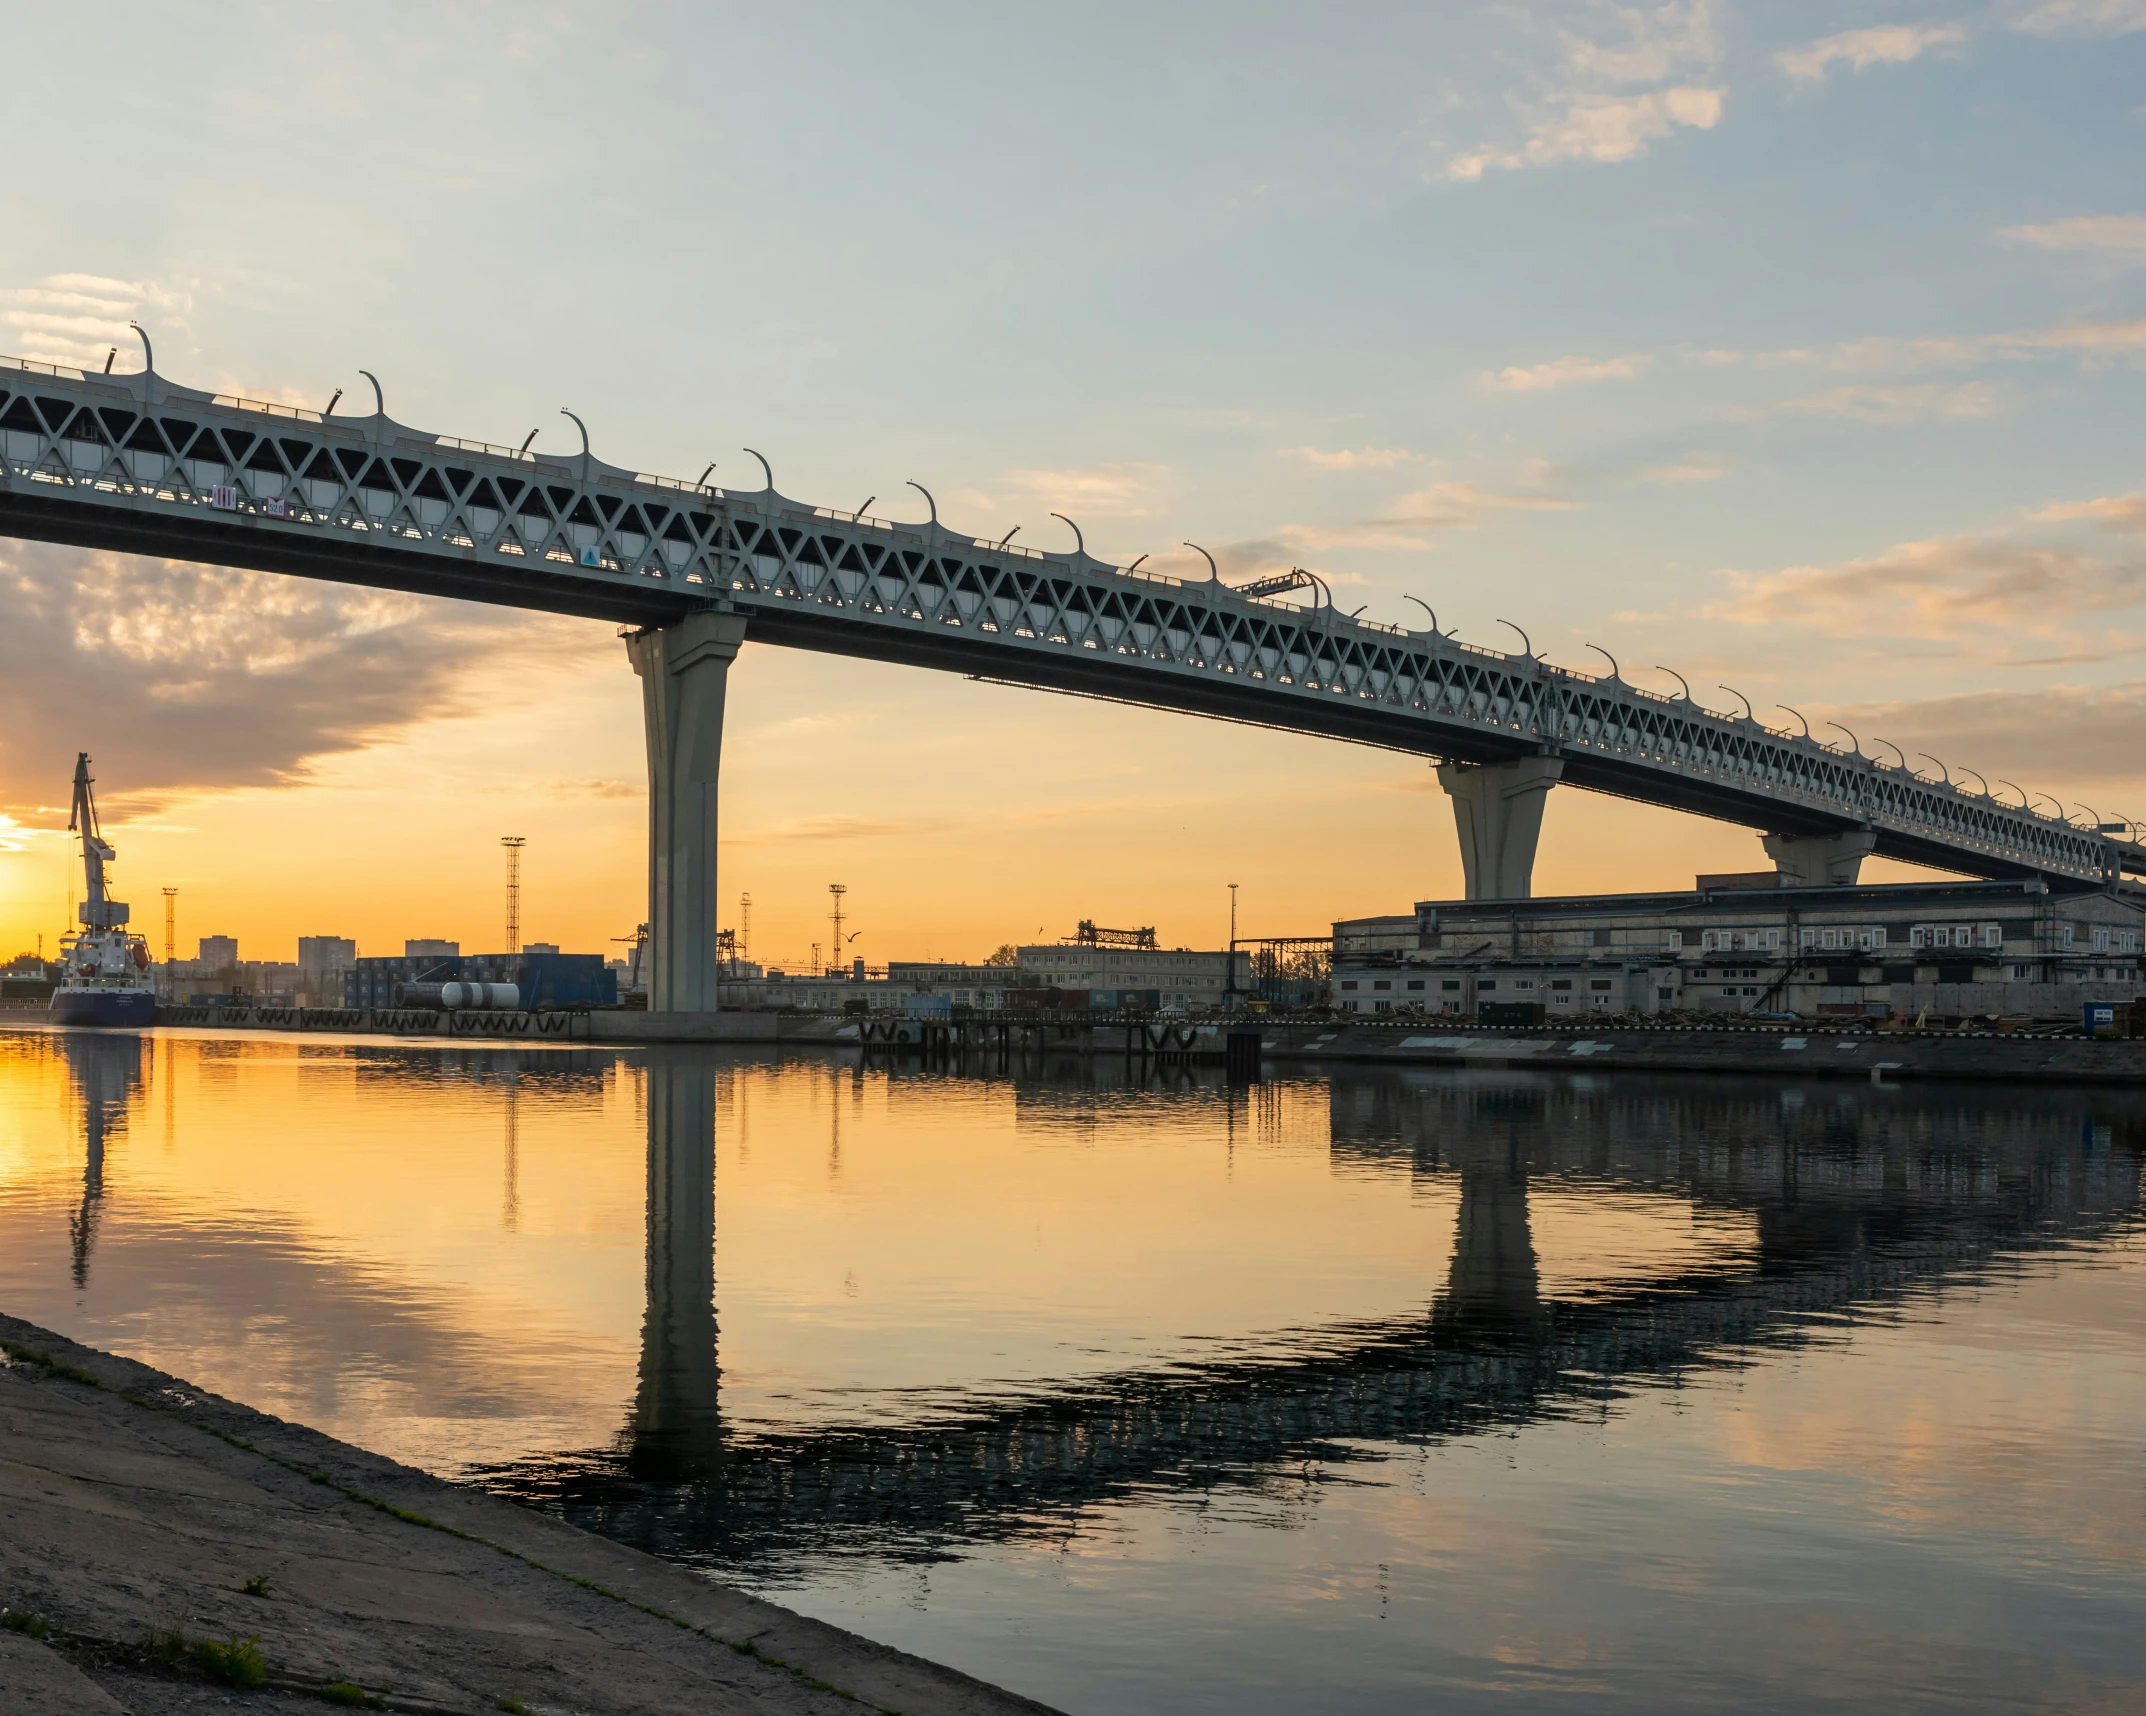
(439, 981, 519, 1010)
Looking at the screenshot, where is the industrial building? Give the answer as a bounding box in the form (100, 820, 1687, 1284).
(1331, 873, 2146, 1022)
(715, 928, 1248, 1016)
(345, 950, 616, 1010)
(1014, 922, 1249, 1012)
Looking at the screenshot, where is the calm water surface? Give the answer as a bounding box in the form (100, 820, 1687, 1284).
(2, 1023, 2142, 1712)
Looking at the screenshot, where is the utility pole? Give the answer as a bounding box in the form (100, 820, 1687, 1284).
(829, 883, 846, 974)
(1227, 882, 1238, 1004)
(162, 887, 177, 963)
(740, 891, 751, 962)
(501, 837, 527, 954)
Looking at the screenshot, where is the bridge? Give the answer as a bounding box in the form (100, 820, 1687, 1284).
(6, 347, 2140, 1007)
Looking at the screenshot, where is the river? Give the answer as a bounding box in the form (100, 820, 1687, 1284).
(2, 1024, 2141, 1712)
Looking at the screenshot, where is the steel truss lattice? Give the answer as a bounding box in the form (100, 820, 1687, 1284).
(0, 354, 2132, 885)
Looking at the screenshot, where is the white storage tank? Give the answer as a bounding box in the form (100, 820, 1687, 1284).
(439, 981, 519, 1010)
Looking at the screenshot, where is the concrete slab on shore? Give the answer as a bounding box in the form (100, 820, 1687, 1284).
(0, 1314, 1058, 1716)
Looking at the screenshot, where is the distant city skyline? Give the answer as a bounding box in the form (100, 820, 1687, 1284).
(4, 2, 2144, 959)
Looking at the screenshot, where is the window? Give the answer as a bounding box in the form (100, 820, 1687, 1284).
(1479, 981, 1497, 992)
(1701, 930, 1720, 952)
(1442, 980, 1460, 991)
(1980, 923, 2002, 949)
(1339, 980, 1358, 991)
(2060, 925, 2075, 949)
(1551, 979, 1573, 991)
(1721, 986, 1738, 996)
(2093, 927, 2111, 953)
(1667, 931, 1685, 951)
(1591, 979, 1613, 991)
(1406, 979, 1424, 991)
(1373, 979, 1391, 991)
(1743, 986, 1759, 996)
(1515, 979, 1535, 990)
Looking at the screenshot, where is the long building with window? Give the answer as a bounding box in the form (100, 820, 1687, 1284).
(1331, 873, 2145, 1023)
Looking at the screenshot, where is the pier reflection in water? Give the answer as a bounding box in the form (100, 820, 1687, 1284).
(2, 1028, 2144, 1714)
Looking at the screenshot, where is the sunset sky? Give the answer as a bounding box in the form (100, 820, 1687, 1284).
(4, 1, 2145, 967)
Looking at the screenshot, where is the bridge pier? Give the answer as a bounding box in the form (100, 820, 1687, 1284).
(627, 612, 748, 1012)
(1436, 756, 1563, 900)
(1761, 828, 1876, 888)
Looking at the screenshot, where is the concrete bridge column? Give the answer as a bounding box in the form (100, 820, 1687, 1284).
(1436, 756, 1563, 900)
(1761, 828, 1877, 887)
(627, 612, 748, 1012)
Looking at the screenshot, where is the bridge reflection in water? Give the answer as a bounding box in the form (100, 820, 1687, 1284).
(474, 1052, 2146, 1578)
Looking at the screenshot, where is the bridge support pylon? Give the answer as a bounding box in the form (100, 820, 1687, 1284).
(1761, 828, 1876, 888)
(627, 611, 748, 1012)
(1437, 756, 1563, 900)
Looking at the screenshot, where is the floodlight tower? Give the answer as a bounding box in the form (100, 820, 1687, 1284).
(829, 883, 847, 971)
(502, 837, 527, 954)
(740, 891, 752, 962)
(162, 887, 177, 963)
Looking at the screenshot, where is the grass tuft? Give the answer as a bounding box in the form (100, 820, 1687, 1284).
(1, 1606, 50, 1639)
(196, 1631, 268, 1688)
(143, 1626, 191, 1669)
(321, 1679, 385, 1708)
(496, 1698, 529, 1714)
(241, 1573, 273, 1597)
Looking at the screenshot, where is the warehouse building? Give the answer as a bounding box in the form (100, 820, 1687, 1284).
(1331, 873, 2146, 1022)
(345, 949, 616, 1010)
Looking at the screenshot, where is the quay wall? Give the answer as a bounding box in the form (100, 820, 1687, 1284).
(108, 1004, 2146, 1083)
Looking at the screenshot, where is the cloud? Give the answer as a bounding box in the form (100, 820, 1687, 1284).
(1438, 1, 1725, 181)
(1777, 22, 1967, 82)
(722, 813, 923, 847)
(1, 272, 192, 370)
(1378, 482, 1575, 529)
(1706, 518, 2146, 643)
(1774, 381, 2000, 422)
(1834, 683, 2146, 787)
(954, 462, 1168, 523)
(1640, 459, 1729, 483)
(1279, 446, 1420, 471)
(1481, 353, 1651, 392)
(2006, 0, 2146, 37)
(1998, 213, 2146, 263)
(0, 541, 597, 823)
(2031, 492, 2146, 531)
(543, 778, 639, 800)
(1447, 87, 1723, 180)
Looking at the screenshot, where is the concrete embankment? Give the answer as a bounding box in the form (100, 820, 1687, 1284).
(84, 1003, 2146, 1083)
(144, 1003, 863, 1047)
(0, 1315, 1058, 1716)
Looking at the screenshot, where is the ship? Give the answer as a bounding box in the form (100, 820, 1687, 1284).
(50, 753, 157, 1028)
